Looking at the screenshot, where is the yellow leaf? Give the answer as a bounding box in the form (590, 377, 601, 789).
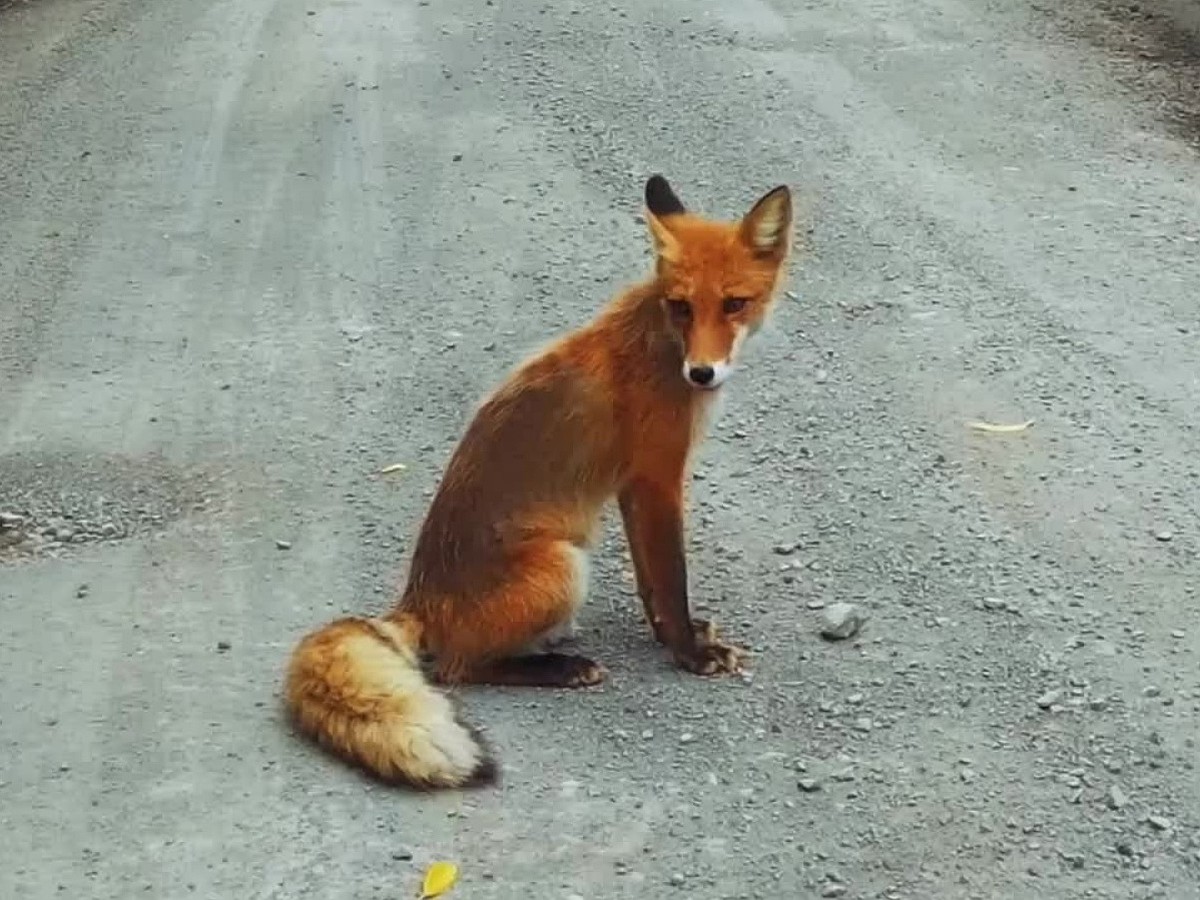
(418, 861, 458, 899)
(966, 419, 1033, 434)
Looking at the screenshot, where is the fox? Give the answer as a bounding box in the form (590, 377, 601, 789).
(283, 174, 794, 789)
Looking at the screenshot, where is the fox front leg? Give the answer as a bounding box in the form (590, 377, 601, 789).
(619, 478, 745, 675)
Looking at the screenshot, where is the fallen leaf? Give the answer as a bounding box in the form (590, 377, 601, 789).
(379, 463, 408, 475)
(419, 861, 458, 899)
(966, 419, 1034, 433)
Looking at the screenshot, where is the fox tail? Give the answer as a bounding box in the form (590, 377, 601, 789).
(283, 615, 495, 789)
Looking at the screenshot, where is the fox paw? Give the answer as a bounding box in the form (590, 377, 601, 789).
(562, 657, 608, 687)
(676, 639, 746, 677)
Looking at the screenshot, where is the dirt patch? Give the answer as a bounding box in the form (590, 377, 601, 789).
(1037, 0, 1200, 147)
(0, 450, 216, 562)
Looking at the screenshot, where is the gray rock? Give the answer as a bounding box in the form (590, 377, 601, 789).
(1036, 689, 1062, 709)
(820, 603, 867, 640)
(1107, 785, 1128, 809)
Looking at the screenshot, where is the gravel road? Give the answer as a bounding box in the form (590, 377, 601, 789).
(3, 0, 1200, 897)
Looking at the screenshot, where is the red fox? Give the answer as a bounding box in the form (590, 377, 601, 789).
(283, 175, 794, 789)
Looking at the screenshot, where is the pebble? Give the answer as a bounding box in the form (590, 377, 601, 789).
(275, 539, 292, 550)
(1154, 531, 1173, 542)
(798, 778, 821, 793)
(821, 885, 847, 898)
(1107, 786, 1128, 809)
(216, 640, 232, 652)
(1036, 689, 1062, 709)
(1147, 815, 1171, 831)
(820, 603, 867, 641)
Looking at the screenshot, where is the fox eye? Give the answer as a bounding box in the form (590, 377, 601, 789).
(666, 299, 692, 320)
(722, 297, 749, 315)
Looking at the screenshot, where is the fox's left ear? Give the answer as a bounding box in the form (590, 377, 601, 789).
(740, 185, 792, 259)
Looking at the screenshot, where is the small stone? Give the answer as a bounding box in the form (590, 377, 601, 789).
(1143, 686, 1161, 698)
(981, 597, 1007, 612)
(216, 640, 232, 652)
(679, 732, 695, 744)
(76, 584, 89, 599)
(821, 885, 847, 898)
(55, 527, 75, 542)
(798, 778, 821, 793)
(1154, 531, 1173, 542)
(275, 539, 292, 550)
(820, 603, 867, 640)
(0, 512, 24, 529)
(1147, 815, 1171, 831)
(773, 542, 797, 555)
(669, 873, 685, 886)
(100, 523, 119, 538)
(1036, 689, 1062, 709)
(390, 849, 412, 861)
(1107, 786, 1128, 809)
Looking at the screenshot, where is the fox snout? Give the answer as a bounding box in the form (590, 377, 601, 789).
(683, 359, 731, 390)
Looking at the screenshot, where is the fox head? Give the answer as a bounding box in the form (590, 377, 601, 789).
(643, 174, 793, 390)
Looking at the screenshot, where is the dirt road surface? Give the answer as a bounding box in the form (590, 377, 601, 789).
(3, 0, 1199, 897)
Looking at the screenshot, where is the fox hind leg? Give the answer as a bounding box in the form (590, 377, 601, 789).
(434, 541, 606, 688)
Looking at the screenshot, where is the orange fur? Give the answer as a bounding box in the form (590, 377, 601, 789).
(282, 175, 794, 789)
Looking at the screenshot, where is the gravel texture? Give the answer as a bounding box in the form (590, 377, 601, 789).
(2, 0, 1199, 898)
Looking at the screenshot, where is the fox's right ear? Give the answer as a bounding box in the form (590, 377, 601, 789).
(645, 174, 687, 217)
(644, 175, 685, 263)
(645, 210, 681, 263)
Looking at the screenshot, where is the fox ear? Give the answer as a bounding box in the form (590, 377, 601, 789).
(740, 185, 792, 258)
(645, 210, 681, 263)
(645, 174, 687, 217)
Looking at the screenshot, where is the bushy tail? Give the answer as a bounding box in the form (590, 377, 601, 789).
(283, 615, 496, 789)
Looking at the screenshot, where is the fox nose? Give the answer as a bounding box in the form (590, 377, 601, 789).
(687, 365, 715, 386)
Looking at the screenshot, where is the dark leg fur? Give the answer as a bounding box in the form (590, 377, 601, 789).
(438, 653, 607, 688)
